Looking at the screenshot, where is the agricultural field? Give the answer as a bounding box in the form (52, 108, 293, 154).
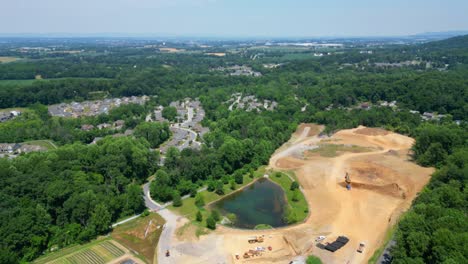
(0, 56, 20, 63)
(112, 213, 166, 264)
(34, 239, 131, 264)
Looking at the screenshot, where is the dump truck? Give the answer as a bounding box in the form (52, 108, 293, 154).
(248, 236, 264, 243)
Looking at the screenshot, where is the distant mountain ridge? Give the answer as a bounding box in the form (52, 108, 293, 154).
(422, 34, 468, 49)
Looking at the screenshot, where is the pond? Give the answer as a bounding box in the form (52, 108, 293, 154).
(211, 178, 288, 229)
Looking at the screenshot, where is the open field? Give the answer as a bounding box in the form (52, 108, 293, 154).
(112, 213, 166, 264)
(23, 140, 58, 150)
(34, 239, 141, 264)
(161, 124, 433, 264)
(0, 56, 20, 63)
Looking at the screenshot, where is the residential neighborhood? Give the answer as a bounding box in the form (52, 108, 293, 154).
(212, 65, 262, 77)
(48, 96, 150, 117)
(151, 98, 209, 154)
(226, 93, 278, 112)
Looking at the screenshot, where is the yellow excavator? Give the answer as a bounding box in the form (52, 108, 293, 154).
(345, 172, 351, 190)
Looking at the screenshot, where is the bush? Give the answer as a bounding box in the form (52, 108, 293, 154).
(215, 181, 224, 195)
(207, 180, 216, 192)
(194, 193, 205, 207)
(140, 209, 150, 217)
(230, 180, 236, 190)
(275, 172, 282, 178)
(234, 171, 243, 184)
(172, 192, 182, 207)
(306, 255, 322, 264)
(290, 181, 299, 191)
(292, 190, 300, 202)
(190, 187, 197, 197)
(211, 210, 221, 222)
(227, 213, 237, 224)
(196, 211, 203, 222)
(206, 216, 216, 230)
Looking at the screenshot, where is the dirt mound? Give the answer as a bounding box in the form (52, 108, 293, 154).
(294, 124, 323, 138)
(338, 182, 406, 199)
(275, 157, 305, 169)
(354, 127, 390, 136)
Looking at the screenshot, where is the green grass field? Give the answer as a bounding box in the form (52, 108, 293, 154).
(309, 144, 375, 157)
(23, 140, 58, 150)
(34, 239, 126, 264)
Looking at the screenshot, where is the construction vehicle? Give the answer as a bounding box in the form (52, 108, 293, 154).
(345, 172, 351, 190)
(248, 236, 264, 243)
(357, 242, 365, 253)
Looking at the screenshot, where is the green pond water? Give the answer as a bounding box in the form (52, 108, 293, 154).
(211, 178, 288, 229)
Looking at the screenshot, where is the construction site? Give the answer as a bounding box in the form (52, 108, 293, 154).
(162, 124, 434, 264)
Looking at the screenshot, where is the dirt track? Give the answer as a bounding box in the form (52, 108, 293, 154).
(164, 124, 433, 264)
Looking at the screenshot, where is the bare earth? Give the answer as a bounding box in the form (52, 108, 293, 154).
(163, 124, 433, 264)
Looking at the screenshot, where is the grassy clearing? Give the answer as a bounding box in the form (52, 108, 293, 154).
(269, 171, 308, 223)
(308, 144, 375, 157)
(23, 140, 58, 150)
(254, 224, 273, 230)
(112, 212, 165, 264)
(34, 239, 125, 264)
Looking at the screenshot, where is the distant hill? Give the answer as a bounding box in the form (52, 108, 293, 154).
(422, 34, 468, 49)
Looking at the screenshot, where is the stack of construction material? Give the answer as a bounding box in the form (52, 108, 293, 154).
(325, 236, 349, 252)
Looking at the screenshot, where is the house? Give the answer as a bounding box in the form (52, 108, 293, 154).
(97, 123, 111, 130)
(113, 120, 125, 129)
(81, 124, 95, 131)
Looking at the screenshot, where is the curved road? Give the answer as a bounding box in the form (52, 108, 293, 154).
(143, 182, 207, 264)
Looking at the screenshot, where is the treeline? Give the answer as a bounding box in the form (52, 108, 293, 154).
(391, 123, 468, 263)
(0, 137, 159, 263)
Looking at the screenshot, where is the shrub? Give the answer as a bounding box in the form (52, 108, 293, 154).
(194, 193, 205, 207)
(172, 192, 182, 207)
(290, 181, 299, 190)
(234, 171, 243, 184)
(292, 190, 300, 202)
(215, 181, 224, 195)
(306, 255, 322, 264)
(196, 211, 203, 222)
(230, 180, 236, 190)
(206, 216, 216, 230)
(211, 210, 221, 222)
(227, 213, 237, 224)
(190, 187, 197, 197)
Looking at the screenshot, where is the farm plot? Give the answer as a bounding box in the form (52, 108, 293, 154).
(35, 240, 127, 264)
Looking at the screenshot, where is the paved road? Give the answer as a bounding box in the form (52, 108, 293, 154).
(143, 182, 208, 264)
(376, 239, 395, 264)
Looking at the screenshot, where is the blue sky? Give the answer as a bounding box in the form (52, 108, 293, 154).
(2, 0, 468, 37)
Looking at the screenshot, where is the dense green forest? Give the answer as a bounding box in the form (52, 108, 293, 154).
(0, 35, 466, 263)
(0, 137, 159, 262)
